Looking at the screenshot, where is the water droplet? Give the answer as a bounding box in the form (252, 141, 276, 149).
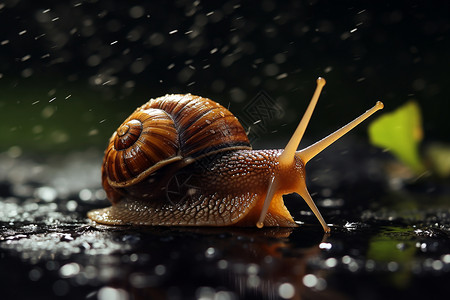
(41, 105, 56, 118)
(432, 260, 444, 271)
(324, 66, 333, 73)
(129, 6, 144, 19)
(263, 63, 279, 76)
(247, 275, 260, 288)
(229, 87, 246, 103)
(205, 247, 216, 258)
(279, 282, 295, 298)
(7, 146, 22, 158)
(87, 54, 101, 66)
(365, 259, 376, 271)
(441, 254, 450, 263)
(325, 257, 337, 268)
(129, 253, 139, 262)
(154, 264, 166, 276)
(342, 255, 352, 264)
(36, 186, 58, 202)
(319, 242, 332, 250)
(29, 268, 43, 281)
(98, 287, 129, 300)
(247, 264, 259, 275)
(21, 54, 31, 62)
(95, 189, 107, 200)
(66, 200, 78, 211)
(21, 68, 33, 78)
(387, 261, 399, 272)
(217, 259, 228, 269)
(79, 189, 92, 201)
(59, 262, 81, 278)
(130, 60, 146, 74)
(276, 73, 288, 80)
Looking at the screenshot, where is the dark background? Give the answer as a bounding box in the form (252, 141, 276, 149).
(0, 0, 448, 154)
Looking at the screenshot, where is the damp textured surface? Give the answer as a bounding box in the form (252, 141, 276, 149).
(1, 144, 450, 300)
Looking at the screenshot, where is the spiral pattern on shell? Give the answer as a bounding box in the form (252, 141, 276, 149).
(105, 108, 180, 187)
(102, 94, 251, 199)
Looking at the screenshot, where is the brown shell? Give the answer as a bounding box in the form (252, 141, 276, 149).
(102, 94, 251, 203)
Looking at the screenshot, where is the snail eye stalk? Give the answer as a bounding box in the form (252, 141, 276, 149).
(257, 77, 383, 232)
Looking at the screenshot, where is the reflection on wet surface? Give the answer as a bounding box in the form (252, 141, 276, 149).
(1, 150, 449, 299)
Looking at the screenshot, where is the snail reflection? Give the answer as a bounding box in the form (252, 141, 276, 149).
(99, 227, 343, 300)
(89, 78, 383, 232)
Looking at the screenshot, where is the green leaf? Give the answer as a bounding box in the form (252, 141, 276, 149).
(368, 101, 425, 173)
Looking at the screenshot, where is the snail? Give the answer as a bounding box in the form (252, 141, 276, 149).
(88, 78, 383, 233)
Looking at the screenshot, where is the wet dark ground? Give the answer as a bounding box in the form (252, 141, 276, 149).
(1, 144, 450, 300)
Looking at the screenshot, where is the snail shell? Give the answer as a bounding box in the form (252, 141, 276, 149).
(101, 94, 251, 204)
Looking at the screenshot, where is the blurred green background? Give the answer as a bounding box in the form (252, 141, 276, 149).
(0, 0, 449, 155)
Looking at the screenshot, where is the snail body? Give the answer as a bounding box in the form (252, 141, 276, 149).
(88, 78, 383, 233)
